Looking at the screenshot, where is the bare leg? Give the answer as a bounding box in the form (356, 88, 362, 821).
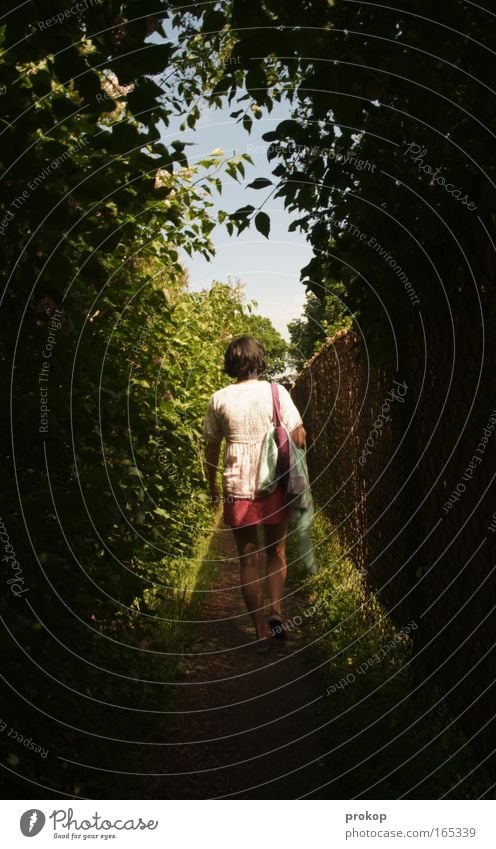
(264, 520, 288, 617)
(232, 525, 268, 640)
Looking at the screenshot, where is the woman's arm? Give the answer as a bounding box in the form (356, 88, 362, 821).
(205, 441, 222, 504)
(290, 424, 307, 449)
(277, 384, 306, 449)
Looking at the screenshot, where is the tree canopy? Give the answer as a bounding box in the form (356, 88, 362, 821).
(187, 0, 495, 361)
(288, 286, 351, 371)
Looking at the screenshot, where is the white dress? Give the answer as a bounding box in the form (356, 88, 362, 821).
(203, 380, 304, 499)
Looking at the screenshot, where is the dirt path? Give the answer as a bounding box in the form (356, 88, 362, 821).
(143, 520, 328, 799)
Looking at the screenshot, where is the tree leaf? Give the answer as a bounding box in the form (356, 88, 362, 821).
(255, 211, 270, 238)
(247, 178, 273, 189)
(230, 204, 255, 220)
(242, 114, 252, 134)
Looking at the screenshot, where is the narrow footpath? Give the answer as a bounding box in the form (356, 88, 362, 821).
(144, 520, 328, 799)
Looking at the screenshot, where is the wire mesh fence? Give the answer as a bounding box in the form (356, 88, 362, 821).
(292, 262, 496, 777)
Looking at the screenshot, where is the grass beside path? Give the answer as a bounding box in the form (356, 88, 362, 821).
(286, 511, 494, 799)
(42, 526, 222, 800)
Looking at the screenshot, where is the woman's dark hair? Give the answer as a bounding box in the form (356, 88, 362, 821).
(224, 336, 267, 379)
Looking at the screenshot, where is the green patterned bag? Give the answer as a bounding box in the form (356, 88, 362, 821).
(254, 423, 280, 495)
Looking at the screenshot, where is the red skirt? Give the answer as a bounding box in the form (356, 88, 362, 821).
(223, 483, 290, 528)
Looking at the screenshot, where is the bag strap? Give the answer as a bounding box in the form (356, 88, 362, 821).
(270, 382, 290, 487)
(270, 382, 283, 428)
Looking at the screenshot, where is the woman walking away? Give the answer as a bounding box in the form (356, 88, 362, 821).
(203, 336, 306, 655)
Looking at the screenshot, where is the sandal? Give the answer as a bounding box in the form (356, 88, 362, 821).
(268, 611, 287, 640)
(255, 635, 272, 655)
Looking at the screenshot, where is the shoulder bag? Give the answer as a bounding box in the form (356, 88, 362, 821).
(255, 383, 290, 495)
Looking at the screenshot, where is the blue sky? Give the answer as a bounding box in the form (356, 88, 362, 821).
(161, 99, 313, 340)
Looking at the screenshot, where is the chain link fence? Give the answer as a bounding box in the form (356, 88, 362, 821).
(292, 248, 496, 776)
